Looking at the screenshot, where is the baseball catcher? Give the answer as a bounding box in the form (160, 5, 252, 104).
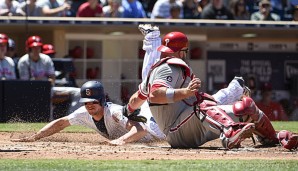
(126, 27, 298, 150)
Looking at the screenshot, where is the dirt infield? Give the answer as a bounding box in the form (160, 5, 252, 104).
(0, 132, 297, 160)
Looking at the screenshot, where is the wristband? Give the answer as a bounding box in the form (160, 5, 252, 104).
(127, 104, 134, 113)
(166, 88, 175, 103)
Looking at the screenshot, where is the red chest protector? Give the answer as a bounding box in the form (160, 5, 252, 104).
(145, 57, 193, 91)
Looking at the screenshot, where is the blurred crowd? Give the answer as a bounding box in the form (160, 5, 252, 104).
(0, 0, 297, 21)
(214, 78, 298, 122)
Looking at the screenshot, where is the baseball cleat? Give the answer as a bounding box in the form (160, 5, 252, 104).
(221, 123, 255, 149)
(233, 76, 251, 97)
(138, 24, 159, 36)
(233, 76, 245, 88)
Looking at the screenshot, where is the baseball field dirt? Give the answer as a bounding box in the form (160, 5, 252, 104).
(0, 132, 297, 160)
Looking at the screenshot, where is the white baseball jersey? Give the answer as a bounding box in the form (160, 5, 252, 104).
(18, 53, 55, 80)
(0, 56, 16, 80)
(67, 102, 161, 142)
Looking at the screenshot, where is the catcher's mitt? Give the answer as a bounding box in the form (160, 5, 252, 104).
(123, 105, 147, 123)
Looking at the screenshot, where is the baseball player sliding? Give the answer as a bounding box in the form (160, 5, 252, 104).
(12, 25, 297, 150)
(11, 25, 249, 146)
(11, 80, 165, 144)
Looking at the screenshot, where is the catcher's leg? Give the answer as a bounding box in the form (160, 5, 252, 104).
(232, 97, 298, 150)
(199, 101, 254, 149)
(233, 97, 278, 144)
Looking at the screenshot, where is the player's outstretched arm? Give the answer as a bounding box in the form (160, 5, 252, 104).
(127, 91, 146, 113)
(108, 120, 147, 145)
(11, 117, 71, 142)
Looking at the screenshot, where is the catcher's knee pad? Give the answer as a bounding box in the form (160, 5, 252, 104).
(277, 130, 298, 150)
(232, 97, 278, 144)
(232, 97, 259, 121)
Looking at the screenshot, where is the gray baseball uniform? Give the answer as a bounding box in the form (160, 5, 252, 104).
(0, 56, 16, 80)
(138, 57, 239, 148)
(138, 29, 245, 147)
(18, 53, 82, 113)
(141, 28, 244, 106)
(18, 53, 55, 80)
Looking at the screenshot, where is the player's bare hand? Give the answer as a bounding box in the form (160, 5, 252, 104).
(187, 77, 201, 92)
(108, 139, 126, 146)
(11, 137, 35, 142)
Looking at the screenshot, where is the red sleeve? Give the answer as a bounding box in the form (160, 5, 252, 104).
(137, 90, 147, 100)
(76, 3, 87, 17)
(150, 84, 165, 93)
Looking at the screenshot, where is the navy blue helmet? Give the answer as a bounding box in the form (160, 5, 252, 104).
(79, 81, 106, 106)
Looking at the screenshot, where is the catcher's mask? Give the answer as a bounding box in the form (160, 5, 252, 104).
(79, 81, 106, 106)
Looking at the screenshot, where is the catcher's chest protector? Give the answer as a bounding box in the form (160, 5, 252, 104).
(145, 57, 192, 91)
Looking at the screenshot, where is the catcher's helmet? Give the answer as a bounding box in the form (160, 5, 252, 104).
(157, 32, 188, 53)
(26, 36, 43, 49)
(0, 33, 9, 44)
(79, 81, 106, 106)
(42, 44, 56, 55)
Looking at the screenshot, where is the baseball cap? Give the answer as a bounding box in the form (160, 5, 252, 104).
(42, 44, 56, 55)
(0, 34, 8, 44)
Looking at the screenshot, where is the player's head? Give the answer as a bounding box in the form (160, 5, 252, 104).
(157, 32, 188, 58)
(0, 33, 9, 56)
(80, 81, 106, 106)
(42, 44, 56, 57)
(26, 35, 43, 53)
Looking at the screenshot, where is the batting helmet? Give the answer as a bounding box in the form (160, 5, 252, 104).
(0, 33, 8, 44)
(42, 44, 56, 55)
(79, 81, 106, 106)
(26, 36, 43, 49)
(157, 32, 188, 53)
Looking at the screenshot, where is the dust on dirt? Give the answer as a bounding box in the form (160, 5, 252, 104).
(0, 132, 297, 160)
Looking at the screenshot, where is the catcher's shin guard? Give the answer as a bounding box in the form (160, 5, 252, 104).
(277, 130, 298, 150)
(233, 97, 278, 144)
(199, 101, 254, 149)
